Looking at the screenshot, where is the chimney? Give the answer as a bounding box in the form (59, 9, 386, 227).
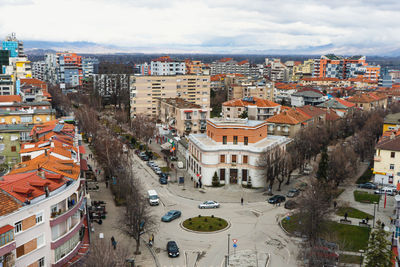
(44, 149, 48, 156)
(37, 167, 45, 179)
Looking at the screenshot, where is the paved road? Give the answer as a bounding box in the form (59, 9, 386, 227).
(130, 151, 299, 267)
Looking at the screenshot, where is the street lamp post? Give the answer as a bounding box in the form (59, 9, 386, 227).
(373, 202, 377, 228)
(359, 249, 364, 267)
(227, 234, 230, 265)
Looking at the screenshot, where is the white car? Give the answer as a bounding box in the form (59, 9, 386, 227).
(375, 187, 396, 196)
(198, 200, 220, 209)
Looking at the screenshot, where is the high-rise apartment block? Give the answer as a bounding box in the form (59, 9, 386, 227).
(32, 61, 46, 81)
(313, 54, 380, 81)
(2, 33, 25, 58)
(130, 75, 210, 118)
(210, 58, 259, 77)
(82, 58, 99, 78)
(150, 56, 186, 76)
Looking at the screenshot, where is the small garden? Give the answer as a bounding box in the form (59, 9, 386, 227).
(282, 214, 370, 252)
(353, 190, 380, 204)
(182, 215, 228, 232)
(336, 207, 373, 220)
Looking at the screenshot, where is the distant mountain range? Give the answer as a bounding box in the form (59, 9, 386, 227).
(23, 40, 400, 57)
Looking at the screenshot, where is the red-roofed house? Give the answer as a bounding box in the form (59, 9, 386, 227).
(348, 92, 388, 111)
(223, 97, 281, 120)
(266, 108, 313, 137)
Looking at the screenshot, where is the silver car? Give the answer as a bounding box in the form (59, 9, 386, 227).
(198, 200, 220, 209)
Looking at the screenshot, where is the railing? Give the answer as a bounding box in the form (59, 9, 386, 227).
(50, 195, 84, 226)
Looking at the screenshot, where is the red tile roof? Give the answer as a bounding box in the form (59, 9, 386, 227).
(0, 191, 22, 215)
(223, 97, 280, 108)
(0, 95, 22, 103)
(335, 98, 356, 108)
(237, 60, 249, 65)
(0, 224, 14, 234)
(348, 93, 387, 103)
(218, 58, 233, 63)
(296, 105, 326, 118)
(325, 109, 341, 121)
(302, 77, 340, 82)
(266, 108, 311, 125)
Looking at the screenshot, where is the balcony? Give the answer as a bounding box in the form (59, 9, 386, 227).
(50, 194, 84, 227)
(374, 156, 381, 162)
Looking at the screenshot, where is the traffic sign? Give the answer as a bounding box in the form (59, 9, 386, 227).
(232, 239, 238, 244)
(233, 243, 237, 248)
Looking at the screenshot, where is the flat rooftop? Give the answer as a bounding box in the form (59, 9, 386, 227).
(161, 98, 201, 109)
(208, 118, 264, 127)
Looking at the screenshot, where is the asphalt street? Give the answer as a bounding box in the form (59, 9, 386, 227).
(130, 151, 299, 267)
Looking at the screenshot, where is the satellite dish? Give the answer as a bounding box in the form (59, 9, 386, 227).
(384, 226, 390, 232)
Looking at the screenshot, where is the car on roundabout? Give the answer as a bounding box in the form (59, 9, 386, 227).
(161, 210, 181, 222)
(198, 200, 220, 209)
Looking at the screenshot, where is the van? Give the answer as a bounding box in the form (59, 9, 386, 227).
(148, 190, 159, 206)
(375, 187, 396, 196)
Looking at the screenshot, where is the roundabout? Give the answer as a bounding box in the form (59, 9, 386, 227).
(181, 215, 229, 233)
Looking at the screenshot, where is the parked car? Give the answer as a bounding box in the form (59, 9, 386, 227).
(161, 210, 181, 222)
(268, 195, 286, 204)
(147, 161, 156, 167)
(141, 155, 149, 161)
(154, 169, 162, 176)
(159, 177, 168, 185)
(167, 241, 180, 257)
(284, 200, 297, 210)
(198, 200, 220, 209)
(287, 189, 300, 198)
(170, 156, 178, 161)
(358, 182, 378, 189)
(375, 187, 396, 196)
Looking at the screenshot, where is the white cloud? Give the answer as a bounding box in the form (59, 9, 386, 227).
(0, 0, 399, 54)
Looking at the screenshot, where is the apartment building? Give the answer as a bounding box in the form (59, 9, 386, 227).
(0, 120, 89, 267)
(222, 97, 281, 120)
(185, 60, 203, 75)
(0, 50, 10, 74)
(92, 74, 130, 98)
(312, 54, 381, 81)
(130, 75, 210, 118)
(2, 33, 25, 58)
(292, 59, 314, 81)
(382, 113, 400, 133)
(150, 56, 186, 76)
(291, 89, 327, 107)
(373, 132, 400, 185)
(210, 58, 259, 77)
(186, 118, 289, 187)
(158, 98, 209, 136)
(32, 61, 46, 81)
(82, 58, 99, 78)
(347, 92, 388, 111)
(228, 79, 274, 101)
(0, 124, 33, 166)
(265, 58, 291, 82)
(266, 108, 313, 137)
(0, 74, 14, 95)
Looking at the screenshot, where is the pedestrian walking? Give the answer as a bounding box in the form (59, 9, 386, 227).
(344, 212, 348, 221)
(111, 236, 117, 250)
(366, 217, 369, 224)
(151, 233, 154, 244)
(105, 180, 109, 188)
(241, 197, 243, 205)
(333, 201, 337, 209)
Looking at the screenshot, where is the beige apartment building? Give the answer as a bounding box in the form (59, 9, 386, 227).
(159, 98, 209, 136)
(130, 75, 210, 118)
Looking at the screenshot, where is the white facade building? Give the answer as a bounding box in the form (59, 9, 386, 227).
(150, 56, 186, 76)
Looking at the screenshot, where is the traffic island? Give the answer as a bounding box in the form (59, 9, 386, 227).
(181, 215, 230, 233)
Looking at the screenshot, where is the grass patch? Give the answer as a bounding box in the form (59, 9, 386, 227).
(182, 216, 228, 232)
(356, 164, 373, 184)
(281, 214, 370, 252)
(354, 190, 380, 204)
(336, 207, 373, 220)
(339, 254, 363, 264)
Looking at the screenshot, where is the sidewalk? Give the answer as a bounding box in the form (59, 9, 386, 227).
(82, 142, 157, 267)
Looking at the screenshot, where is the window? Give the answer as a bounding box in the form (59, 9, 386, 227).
(37, 234, 44, 247)
(232, 155, 237, 163)
(244, 137, 248, 146)
(11, 146, 16, 152)
(243, 155, 248, 164)
(0, 229, 14, 247)
(223, 136, 227, 144)
(15, 221, 22, 234)
(390, 164, 395, 170)
(38, 257, 45, 267)
(233, 136, 238, 145)
(36, 212, 43, 224)
(391, 152, 396, 158)
(220, 155, 225, 163)
(242, 169, 248, 182)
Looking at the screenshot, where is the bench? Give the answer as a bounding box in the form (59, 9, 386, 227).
(359, 222, 371, 227)
(339, 219, 352, 224)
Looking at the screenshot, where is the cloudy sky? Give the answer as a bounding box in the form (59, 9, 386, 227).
(0, 0, 399, 54)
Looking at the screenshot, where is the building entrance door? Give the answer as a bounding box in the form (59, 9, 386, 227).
(230, 169, 238, 184)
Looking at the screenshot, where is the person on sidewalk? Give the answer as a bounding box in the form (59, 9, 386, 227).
(344, 212, 348, 221)
(111, 236, 117, 250)
(241, 197, 243, 205)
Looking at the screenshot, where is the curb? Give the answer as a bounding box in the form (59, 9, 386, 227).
(179, 218, 231, 234)
(141, 236, 161, 267)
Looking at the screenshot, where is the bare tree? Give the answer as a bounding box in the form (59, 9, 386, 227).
(81, 237, 130, 267)
(120, 172, 157, 255)
(328, 145, 358, 186)
(258, 145, 285, 193)
(130, 114, 156, 144)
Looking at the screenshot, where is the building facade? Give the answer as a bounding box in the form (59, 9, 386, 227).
(150, 56, 186, 76)
(186, 118, 290, 187)
(130, 75, 210, 118)
(210, 58, 259, 77)
(222, 97, 281, 120)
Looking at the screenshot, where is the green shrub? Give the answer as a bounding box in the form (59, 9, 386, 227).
(204, 218, 208, 222)
(198, 215, 201, 218)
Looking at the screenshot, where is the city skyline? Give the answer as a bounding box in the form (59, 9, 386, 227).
(1, 0, 400, 55)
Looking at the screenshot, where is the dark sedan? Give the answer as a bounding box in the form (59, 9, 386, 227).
(268, 195, 286, 204)
(161, 210, 181, 222)
(167, 241, 180, 257)
(358, 182, 378, 189)
(159, 177, 168, 185)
